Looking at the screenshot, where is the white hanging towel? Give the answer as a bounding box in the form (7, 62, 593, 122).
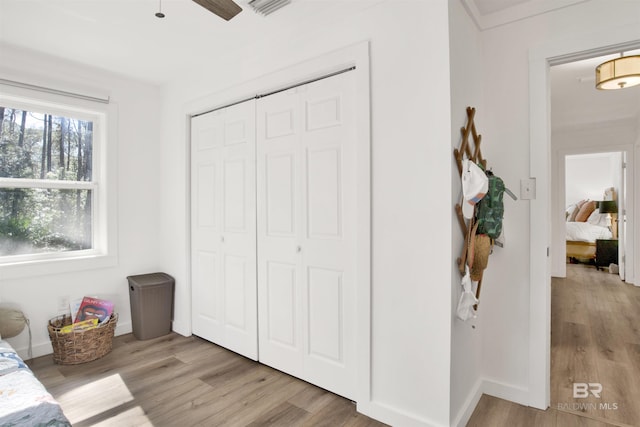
(456, 265, 478, 321)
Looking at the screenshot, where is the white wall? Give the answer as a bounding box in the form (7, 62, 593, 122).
(159, 1, 453, 425)
(478, 0, 640, 408)
(565, 153, 619, 205)
(448, 1, 484, 426)
(0, 44, 163, 358)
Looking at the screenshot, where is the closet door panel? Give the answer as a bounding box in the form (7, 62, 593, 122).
(224, 254, 247, 330)
(257, 71, 357, 399)
(223, 159, 247, 232)
(307, 267, 343, 362)
(191, 100, 257, 360)
(257, 90, 303, 375)
(192, 114, 224, 343)
(300, 72, 357, 398)
(306, 146, 342, 239)
(265, 261, 298, 348)
(265, 153, 296, 237)
(193, 251, 219, 325)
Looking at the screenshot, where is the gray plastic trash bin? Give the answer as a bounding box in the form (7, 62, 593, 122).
(127, 272, 174, 340)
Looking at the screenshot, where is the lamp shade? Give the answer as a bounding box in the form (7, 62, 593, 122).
(596, 55, 640, 90)
(598, 200, 618, 214)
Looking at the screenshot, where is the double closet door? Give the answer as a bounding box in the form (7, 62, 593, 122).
(191, 70, 357, 399)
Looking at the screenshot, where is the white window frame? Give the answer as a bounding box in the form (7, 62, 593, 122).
(0, 85, 117, 278)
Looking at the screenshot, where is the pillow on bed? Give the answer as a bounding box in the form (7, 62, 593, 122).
(587, 208, 610, 227)
(575, 200, 597, 222)
(568, 200, 587, 221)
(0, 307, 27, 339)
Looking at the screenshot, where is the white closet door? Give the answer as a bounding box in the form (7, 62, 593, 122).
(257, 71, 357, 399)
(191, 100, 257, 360)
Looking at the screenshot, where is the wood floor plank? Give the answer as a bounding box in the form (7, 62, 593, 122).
(245, 401, 311, 427)
(29, 262, 639, 426)
(590, 309, 630, 364)
(30, 333, 386, 427)
(88, 404, 154, 427)
(555, 410, 617, 427)
(506, 403, 555, 427)
(625, 343, 640, 374)
(300, 396, 360, 427)
(198, 374, 306, 426)
(595, 359, 640, 425)
(551, 264, 640, 426)
(553, 321, 601, 406)
(287, 383, 342, 414)
(470, 264, 640, 427)
(467, 394, 511, 426)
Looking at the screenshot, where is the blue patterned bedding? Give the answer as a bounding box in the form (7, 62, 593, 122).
(0, 341, 70, 427)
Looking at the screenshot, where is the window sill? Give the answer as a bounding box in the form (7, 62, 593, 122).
(0, 253, 117, 280)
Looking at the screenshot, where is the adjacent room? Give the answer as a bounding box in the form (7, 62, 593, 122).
(545, 49, 640, 426)
(1, 1, 639, 426)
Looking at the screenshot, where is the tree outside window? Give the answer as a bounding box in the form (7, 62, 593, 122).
(0, 105, 95, 257)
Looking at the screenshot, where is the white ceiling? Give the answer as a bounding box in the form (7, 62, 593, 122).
(463, 0, 589, 30)
(1, 0, 639, 131)
(0, 0, 380, 85)
(550, 50, 640, 132)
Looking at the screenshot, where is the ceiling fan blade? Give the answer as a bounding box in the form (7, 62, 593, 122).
(192, 0, 242, 21)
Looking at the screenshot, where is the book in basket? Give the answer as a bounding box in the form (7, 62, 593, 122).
(74, 297, 114, 325)
(59, 318, 99, 333)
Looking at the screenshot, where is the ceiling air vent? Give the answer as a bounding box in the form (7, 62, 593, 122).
(248, 0, 291, 16)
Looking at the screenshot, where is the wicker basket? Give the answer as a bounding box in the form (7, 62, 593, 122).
(47, 313, 118, 365)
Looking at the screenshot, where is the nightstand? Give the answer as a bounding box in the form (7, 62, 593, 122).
(595, 239, 618, 270)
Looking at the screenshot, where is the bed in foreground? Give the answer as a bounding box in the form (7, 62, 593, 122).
(0, 340, 70, 426)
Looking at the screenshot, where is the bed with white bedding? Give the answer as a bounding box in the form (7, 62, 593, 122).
(566, 221, 612, 242)
(565, 193, 615, 260)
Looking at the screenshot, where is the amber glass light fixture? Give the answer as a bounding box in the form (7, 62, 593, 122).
(595, 54, 640, 90)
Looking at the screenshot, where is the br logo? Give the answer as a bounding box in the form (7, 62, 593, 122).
(573, 383, 602, 398)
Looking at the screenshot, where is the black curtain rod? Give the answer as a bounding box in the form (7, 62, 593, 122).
(192, 66, 355, 118)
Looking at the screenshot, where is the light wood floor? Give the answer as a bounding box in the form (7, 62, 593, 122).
(468, 263, 640, 427)
(29, 333, 388, 426)
(28, 263, 640, 426)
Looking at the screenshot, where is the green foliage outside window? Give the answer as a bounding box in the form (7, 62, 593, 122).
(0, 106, 94, 257)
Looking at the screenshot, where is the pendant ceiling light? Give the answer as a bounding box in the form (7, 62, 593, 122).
(595, 54, 640, 90)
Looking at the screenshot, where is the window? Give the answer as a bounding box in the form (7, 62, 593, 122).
(0, 92, 110, 268)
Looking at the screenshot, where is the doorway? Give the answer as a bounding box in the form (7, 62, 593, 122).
(547, 50, 640, 424)
(528, 34, 640, 411)
(552, 149, 631, 281)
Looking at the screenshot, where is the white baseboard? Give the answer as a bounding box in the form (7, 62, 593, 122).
(171, 320, 191, 337)
(450, 377, 530, 427)
(16, 320, 132, 361)
(356, 378, 529, 427)
(357, 400, 448, 427)
(451, 378, 483, 427)
(481, 377, 530, 407)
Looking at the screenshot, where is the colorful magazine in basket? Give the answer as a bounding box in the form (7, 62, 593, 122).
(74, 297, 114, 324)
(60, 318, 99, 333)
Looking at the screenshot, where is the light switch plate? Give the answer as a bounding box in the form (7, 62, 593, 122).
(520, 178, 536, 200)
